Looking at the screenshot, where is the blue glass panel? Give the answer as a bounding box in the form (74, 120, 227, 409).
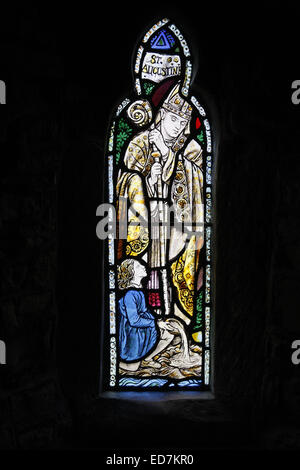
(150, 30, 175, 49)
(119, 378, 169, 387)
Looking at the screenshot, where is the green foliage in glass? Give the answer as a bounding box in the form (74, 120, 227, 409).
(116, 118, 133, 164)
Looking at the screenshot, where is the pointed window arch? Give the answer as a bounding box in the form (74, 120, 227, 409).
(100, 18, 214, 391)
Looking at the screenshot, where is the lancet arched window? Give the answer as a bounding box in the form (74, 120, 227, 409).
(99, 18, 214, 391)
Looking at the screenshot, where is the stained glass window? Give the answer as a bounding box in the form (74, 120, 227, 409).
(99, 18, 214, 391)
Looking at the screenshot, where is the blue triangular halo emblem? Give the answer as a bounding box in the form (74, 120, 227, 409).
(151, 30, 175, 49)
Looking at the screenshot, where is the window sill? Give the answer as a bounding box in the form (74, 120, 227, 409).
(98, 390, 214, 402)
(74, 392, 243, 449)
(96, 391, 231, 426)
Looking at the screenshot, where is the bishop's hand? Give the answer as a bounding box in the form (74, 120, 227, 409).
(149, 129, 168, 157)
(150, 162, 162, 185)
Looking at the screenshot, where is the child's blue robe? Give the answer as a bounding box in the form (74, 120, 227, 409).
(119, 289, 158, 362)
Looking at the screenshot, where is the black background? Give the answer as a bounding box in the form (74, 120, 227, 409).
(1, 0, 300, 459)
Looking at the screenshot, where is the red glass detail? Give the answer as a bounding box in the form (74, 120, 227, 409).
(196, 117, 201, 129)
(152, 78, 176, 107)
(148, 292, 161, 307)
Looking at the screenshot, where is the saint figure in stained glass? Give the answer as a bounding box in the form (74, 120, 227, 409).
(101, 18, 213, 390)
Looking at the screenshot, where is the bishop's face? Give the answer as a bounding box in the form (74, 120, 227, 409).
(161, 110, 188, 140)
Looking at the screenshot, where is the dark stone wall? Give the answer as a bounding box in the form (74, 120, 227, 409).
(0, 3, 300, 452)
